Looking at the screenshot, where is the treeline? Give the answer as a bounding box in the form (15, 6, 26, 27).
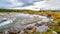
(0, 9, 60, 12)
(0, 9, 36, 12)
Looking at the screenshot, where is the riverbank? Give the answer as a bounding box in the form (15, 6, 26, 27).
(0, 12, 60, 34)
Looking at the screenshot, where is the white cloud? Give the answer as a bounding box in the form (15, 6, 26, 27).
(20, 0, 60, 10)
(9, 0, 48, 10)
(0, 0, 42, 8)
(2, 0, 60, 10)
(6, 0, 24, 6)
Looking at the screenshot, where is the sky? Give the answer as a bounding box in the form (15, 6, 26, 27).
(0, 0, 60, 10)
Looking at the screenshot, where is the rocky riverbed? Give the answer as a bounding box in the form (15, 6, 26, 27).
(0, 13, 55, 34)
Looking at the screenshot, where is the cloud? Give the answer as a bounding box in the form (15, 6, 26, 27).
(7, 0, 24, 6)
(18, 0, 60, 10)
(0, 0, 41, 8)
(0, 0, 24, 8)
(0, 0, 60, 10)
(9, 0, 48, 10)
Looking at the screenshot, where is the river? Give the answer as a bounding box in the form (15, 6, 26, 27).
(0, 14, 53, 31)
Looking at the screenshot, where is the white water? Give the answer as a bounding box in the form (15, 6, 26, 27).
(0, 14, 53, 30)
(0, 18, 16, 27)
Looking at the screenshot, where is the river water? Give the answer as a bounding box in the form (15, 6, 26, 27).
(0, 14, 53, 31)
